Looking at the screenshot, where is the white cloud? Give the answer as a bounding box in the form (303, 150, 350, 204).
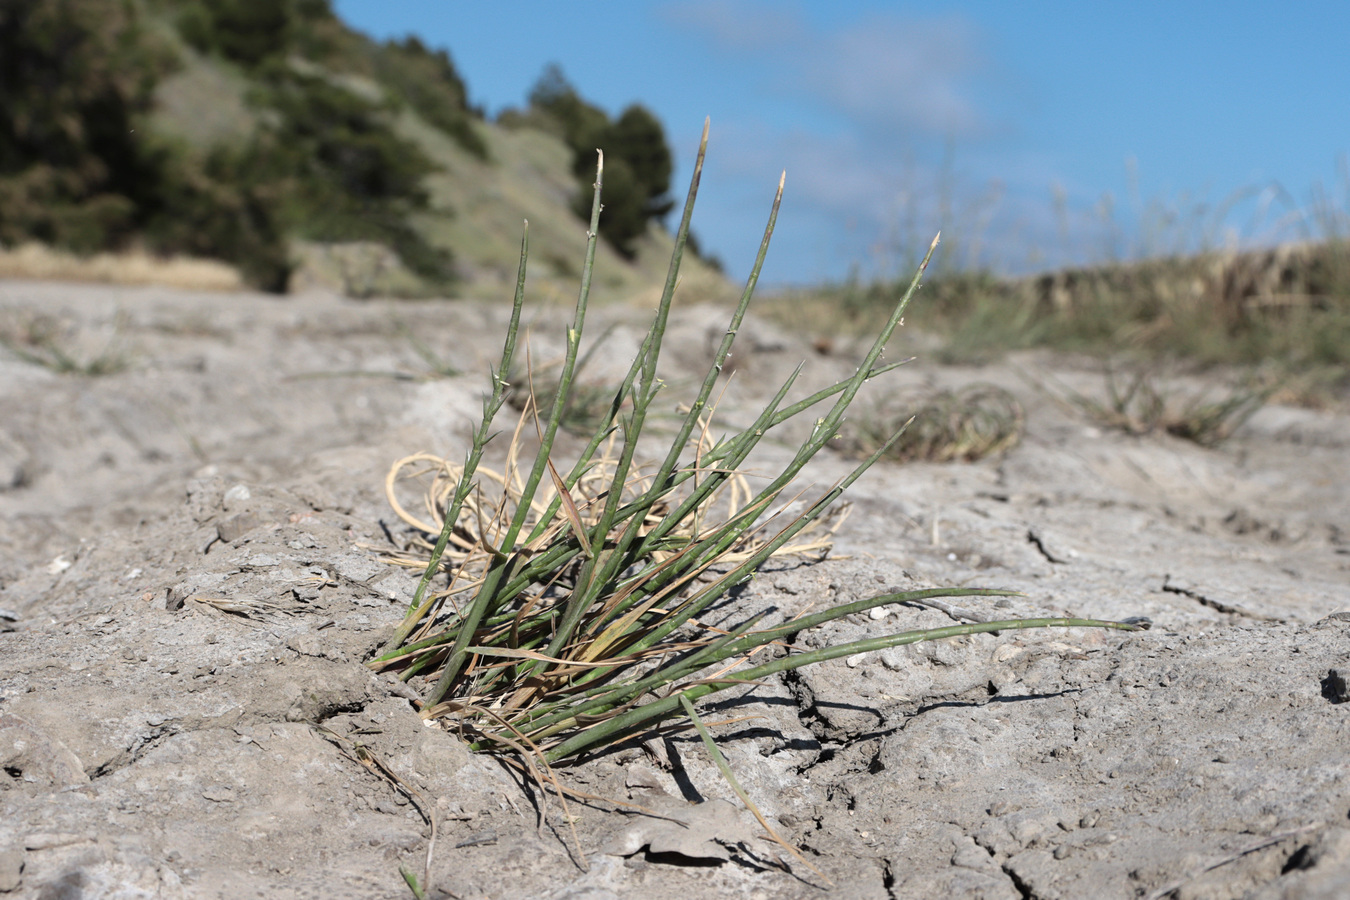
(807, 15, 986, 138)
(703, 118, 1005, 278)
(663, 1, 988, 140)
(660, 0, 806, 52)
(660, 1, 1010, 279)
(662, 2, 1303, 281)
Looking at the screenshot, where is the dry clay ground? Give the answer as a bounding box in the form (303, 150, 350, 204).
(1, 278, 1348, 900)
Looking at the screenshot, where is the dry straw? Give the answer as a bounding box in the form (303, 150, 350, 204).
(0, 241, 243, 291)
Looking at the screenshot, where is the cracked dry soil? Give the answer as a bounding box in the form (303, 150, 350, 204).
(2, 279, 1349, 899)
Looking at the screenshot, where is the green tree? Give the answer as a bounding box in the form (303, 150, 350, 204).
(605, 105, 674, 223)
(176, 0, 339, 68)
(528, 64, 609, 151)
(0, 0, 172, 251)
(571, 156, 648, 257)
(529, 66, 675, 257)
(144, 144, 292, 291)
(181, 0, 289, 66)
(370, 36, 487, 159)
(245, 71, 448, 282)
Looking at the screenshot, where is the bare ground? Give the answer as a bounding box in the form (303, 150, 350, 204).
(1, 278, 1348, 899)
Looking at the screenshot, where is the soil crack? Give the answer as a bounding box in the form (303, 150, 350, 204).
(1161, 575, 1285, 622)
(1026, 528, 1068, 564)
(88, 725, 176, 780)
(1001, 860, 1037, 900)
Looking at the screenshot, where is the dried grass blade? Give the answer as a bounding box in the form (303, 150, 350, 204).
(548, 458, 594, 559)
(467, 705, 586, 868)
(465, 646, 648, 670)
(678, 694, 828, 883)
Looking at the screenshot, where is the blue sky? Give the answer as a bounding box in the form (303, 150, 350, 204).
(335, 1, 1350, 285)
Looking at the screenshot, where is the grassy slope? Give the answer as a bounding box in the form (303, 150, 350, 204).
(405, 112, 733, 306)
(143, 35, 730, 304)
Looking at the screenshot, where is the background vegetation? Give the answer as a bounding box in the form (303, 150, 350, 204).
(767, 237, 1350, 401)
(0, 0, 1343, 394)
(506, 64, 675, 258)
(0, 0, 693, 293)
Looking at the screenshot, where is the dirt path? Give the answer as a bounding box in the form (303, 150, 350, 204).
(1, 279, 1348, 899)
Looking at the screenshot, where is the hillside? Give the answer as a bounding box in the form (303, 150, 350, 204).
(0, 0, 730, 303)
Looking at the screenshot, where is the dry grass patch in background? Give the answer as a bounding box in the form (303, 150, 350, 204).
(764, 242, 1350, 387)
(1039, 366, 1277, 447)
(0, 242, 244, 292)
(838, 383, 1025, 463)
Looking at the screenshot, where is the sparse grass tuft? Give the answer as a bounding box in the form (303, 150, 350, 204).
(398, 322, 461, 379)
(502, 324, 622, 436)
(1044, 366, 1276, 447)
(840, 383, 1024, 463)
(0, 310, 130, 376)
(369, 124, 1135, 787)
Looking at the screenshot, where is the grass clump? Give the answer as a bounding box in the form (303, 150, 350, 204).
(839, 383, 1024, 463)
(1044, 366, 1276, 447)
(369, 123, 1135, 770)
(0, 311, 129, 376)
